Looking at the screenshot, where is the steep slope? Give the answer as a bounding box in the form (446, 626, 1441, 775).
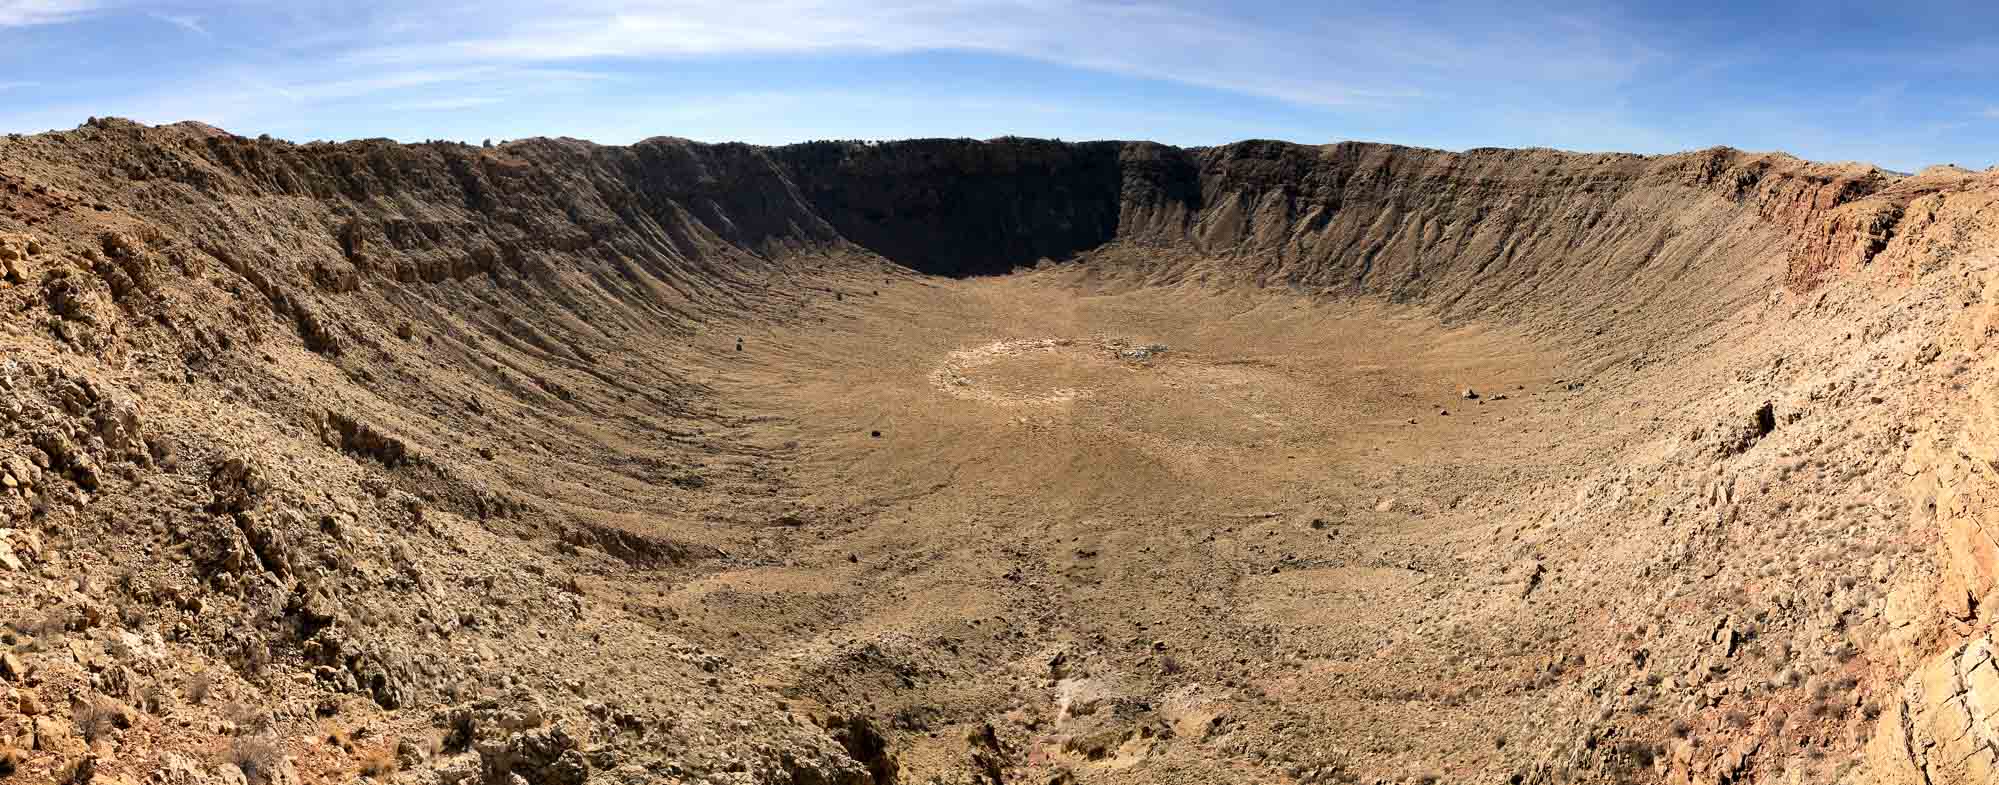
(774, 139, 1137, 277)
(0, 119, 1992, 785)
(0, 119, 899, 785)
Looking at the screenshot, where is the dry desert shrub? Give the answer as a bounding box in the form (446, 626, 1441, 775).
(23, 609, 67, 649)
(184, 669, 214, 705)
(323, 721, 357, 753)
(358, 743, 399, 776)
(229, 735, 286, 785)
(139, 681, 170, 714)
(225, 700, 269, 734)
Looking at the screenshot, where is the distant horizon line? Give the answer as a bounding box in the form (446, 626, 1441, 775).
(17, 115, 1970, 176)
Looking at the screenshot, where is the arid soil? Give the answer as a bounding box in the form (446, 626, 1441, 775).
(0, 119, 1997, 785)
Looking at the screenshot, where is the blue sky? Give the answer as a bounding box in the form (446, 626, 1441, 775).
(1, 1, 1995, 171)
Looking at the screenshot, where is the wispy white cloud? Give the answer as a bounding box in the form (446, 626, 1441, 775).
(341, 0, 1656, 109)
(0, 81, 36, 90)
(381, 96, 503, 111)
(0, 0, 1669, 146)
(148, 11, 207, 36)
(261, 67, 515, 103)
(12, 61, 615, 139)
(37, 0, 1957, 166)
(0, 0, 95, 27)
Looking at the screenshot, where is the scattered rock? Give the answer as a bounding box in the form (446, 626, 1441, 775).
(33, 714, 81, 754)
(395, 736, 427, 769)
(58, 753, 94, 784)
(1718, 401, 1778, 455)
(319, 411, 415, 468)
(207, 456, 267, 514)
(293, 302, 344, 356)
(1518, 562, 1546, 599)
(0, 237, 34, 285)
(0, 653, 28, 682)
(479, 726, 588, 785)
(824, 715, 897, 785)
(1118, 343, 1169, 361)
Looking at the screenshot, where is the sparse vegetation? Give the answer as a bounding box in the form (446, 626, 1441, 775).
(229, 735, 287, 785)
(224, 700, 267, 734)
(185, 669, 214, 705)
(358, 743, 399, 776)
(325, 721, 357, 753)
(21, 608, 67, 648)
(140, 681, 170, 714)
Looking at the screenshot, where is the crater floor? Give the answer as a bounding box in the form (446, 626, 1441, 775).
(665, 269, 1626, 782)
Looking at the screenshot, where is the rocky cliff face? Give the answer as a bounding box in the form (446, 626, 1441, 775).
(46, 120, 1914, 315)
(774, 137, 1907, 333)
(772, 138, 1138, 277)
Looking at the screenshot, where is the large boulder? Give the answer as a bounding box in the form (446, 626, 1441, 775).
(0, 234, 39, 284)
